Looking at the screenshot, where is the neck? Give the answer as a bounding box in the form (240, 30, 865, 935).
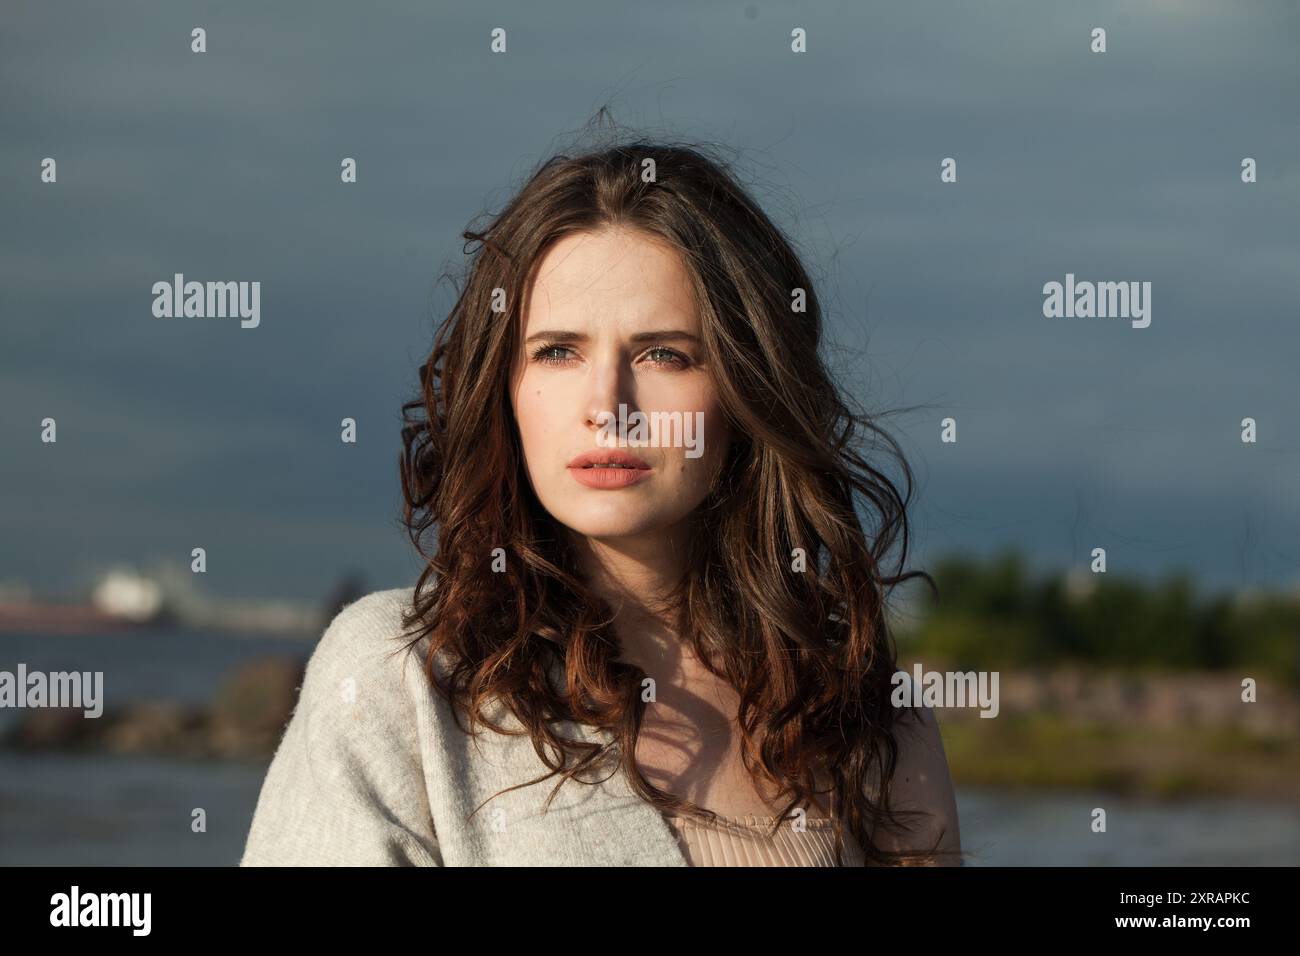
(567, 524, 692, 668)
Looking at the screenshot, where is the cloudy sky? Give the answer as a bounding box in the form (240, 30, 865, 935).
(2, 0, 1297, 603)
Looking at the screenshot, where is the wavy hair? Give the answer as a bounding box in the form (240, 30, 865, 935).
(398, 128, 953, 865)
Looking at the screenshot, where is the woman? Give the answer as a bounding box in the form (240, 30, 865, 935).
(241, 137, 962, 867)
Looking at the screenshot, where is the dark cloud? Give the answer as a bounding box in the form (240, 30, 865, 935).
(1, 1, 1296, 599)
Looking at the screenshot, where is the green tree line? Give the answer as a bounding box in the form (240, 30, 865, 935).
(899, 550, 1300, 685)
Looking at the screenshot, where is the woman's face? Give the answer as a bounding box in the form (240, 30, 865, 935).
(509, 226, 731, 543)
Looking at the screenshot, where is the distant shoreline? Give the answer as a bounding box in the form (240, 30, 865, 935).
(940, 712, 1300, 802)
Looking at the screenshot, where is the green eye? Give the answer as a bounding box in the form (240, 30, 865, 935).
(645, 347, 689, 367)
(531, 344, 575, 365)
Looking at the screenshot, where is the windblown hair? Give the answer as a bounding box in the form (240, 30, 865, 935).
(398, 129, 954, 865)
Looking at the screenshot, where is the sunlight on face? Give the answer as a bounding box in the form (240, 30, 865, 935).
(509, 226, 732, 543)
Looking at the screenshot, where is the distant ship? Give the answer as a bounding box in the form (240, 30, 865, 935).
(0, 569, 174, 635)
(0, 568, 363, 637)
(0, 602, 148, 635)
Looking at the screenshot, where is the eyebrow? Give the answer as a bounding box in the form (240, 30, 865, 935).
(522, 329, 700, 347)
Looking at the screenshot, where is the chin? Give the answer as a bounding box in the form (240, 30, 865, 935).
(546, 503, 680, 541)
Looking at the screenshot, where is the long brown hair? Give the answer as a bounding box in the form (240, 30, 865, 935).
(398, 124, 953, 865)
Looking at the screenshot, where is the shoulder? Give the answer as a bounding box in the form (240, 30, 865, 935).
(286, 585, 443, 732)
(305, 587, 423, 684)
(240, 585, 444, 866)
(872, 704, 963, 864)
(317, 587, 419, 655)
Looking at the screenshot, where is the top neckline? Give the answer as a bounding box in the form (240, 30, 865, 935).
(661, 811, 838, 830)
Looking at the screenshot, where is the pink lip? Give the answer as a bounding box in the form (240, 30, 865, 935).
(566, 450, 651, 469)
(566, 449, 652, 489)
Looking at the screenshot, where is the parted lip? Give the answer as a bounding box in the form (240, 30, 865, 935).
(566, 449, 651, 469)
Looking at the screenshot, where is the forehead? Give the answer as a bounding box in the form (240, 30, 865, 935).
(521, 227, 699, 333)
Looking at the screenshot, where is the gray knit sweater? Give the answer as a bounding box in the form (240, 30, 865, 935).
(240, 588, 689, 866)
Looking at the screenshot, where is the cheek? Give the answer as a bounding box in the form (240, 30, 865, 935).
(671, 393, 729, 486)
(700, 396, 729, 450)
(514, 387, 556, 461)
(515, 401, 540, 447)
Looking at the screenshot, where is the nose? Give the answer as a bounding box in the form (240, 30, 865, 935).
(584, 347, 633, 430)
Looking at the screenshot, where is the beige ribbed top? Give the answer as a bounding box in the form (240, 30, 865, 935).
(661, 812, 866, 866)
